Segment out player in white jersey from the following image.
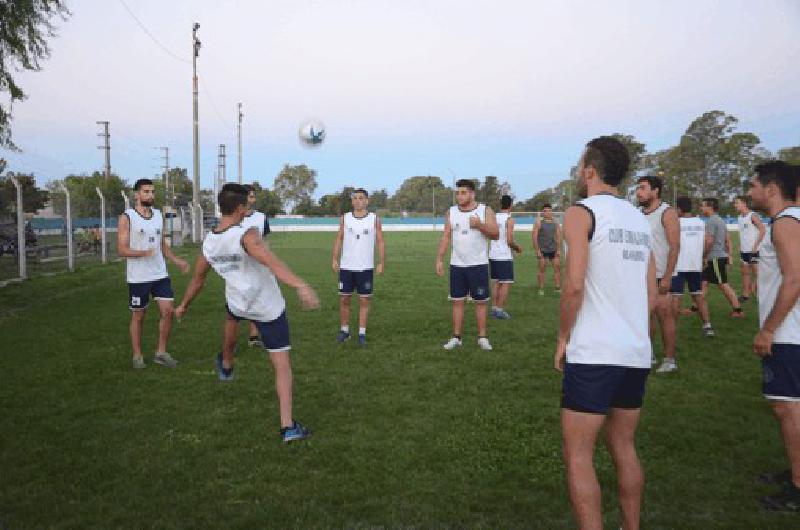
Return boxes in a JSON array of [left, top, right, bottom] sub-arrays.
[[489, 195, 522, 320], [117, 179, 189, 370], [175, 184, 320, 444], [436, 179, 499, 351], [556, 137, 657, 530], [636, 176, 680, 372], [734, 195, 766, 303], [242, 185, 272, 348], [746, 161, 800, 511], [331, 188, 385, 346]]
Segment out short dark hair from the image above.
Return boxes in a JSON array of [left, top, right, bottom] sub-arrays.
[[637, 175, 663, 197], [583, 136, 630, 186], [218, 183, 249, 215], [735, 195, 750, 207], [455, 179, 475, 191], [134, 178, 153, 190], [500, 195, 513, 209], [755, 160, 797, 201], [542, 203, 553, 210], [353, 188, 368, 197], [676, 196, 692, 214], [702, 197, 719, 211]]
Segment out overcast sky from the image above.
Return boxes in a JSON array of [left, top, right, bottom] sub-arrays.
[[4, 0, 799, 200]]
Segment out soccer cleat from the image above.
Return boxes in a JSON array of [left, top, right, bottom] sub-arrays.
[[358, 334, 367, 346], [248, 335, 263, 348], [153, 352, 178, 368], [443, 337, 462, 350], [489, 308, 500, 319], [656, 360, 678, 373], [336, 330, 351, 343], [758, 469, 792, 486], [132, 357, 146, 370], [761, 484, 800, 512], [216, 352, 234, 382], [497, 309, 512, 320], [478, 337, 493, 351], [730, 308, 745, 318], [703, 326, 715, 338], [281, 420, 311, 443]]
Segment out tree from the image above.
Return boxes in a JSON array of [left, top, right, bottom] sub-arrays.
[[388, 176, 452, 215], [369, 188, 388, 210], [477, 176, 512, 211], [47, 172, 127, 217], [249, 181, 284, 216], [0, 172, 48, 217], [515, 177, 574, 212], [273, 164, 317, 213], [292, 196, 321, 216], [778, 146, 800, 165], [0, 0, 71, 151]]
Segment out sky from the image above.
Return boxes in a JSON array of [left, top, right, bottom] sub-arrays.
[[3, 0, 800, 201]]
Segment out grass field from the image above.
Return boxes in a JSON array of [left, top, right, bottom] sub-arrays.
[[0, 231, 796, 528]]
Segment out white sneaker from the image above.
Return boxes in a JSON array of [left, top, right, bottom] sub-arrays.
[[443, 337, 462, 350], [478, 337, 493, 351], [656, 360, 678, 373]]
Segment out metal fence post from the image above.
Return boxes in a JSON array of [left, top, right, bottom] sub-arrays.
[[9, 176, 26, 280], [59, 182, 74, 272], [95, 187, 107, 264], [121, 190, 130, 210]]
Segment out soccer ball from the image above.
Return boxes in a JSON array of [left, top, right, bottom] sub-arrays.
[[298, 119, 326, 148]]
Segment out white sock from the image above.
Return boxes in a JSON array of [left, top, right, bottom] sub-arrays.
[[703, 322, 712, 328], [341, 325, 349, 333], [359, 327, 366, 336]]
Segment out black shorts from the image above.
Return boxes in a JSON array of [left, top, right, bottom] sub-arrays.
[[740, 252, 759, 265], [489, 259, 514, 283], [226, 306, 291, 352], [561, 363, 650, 414], [702, 257, 729, 285], [128, 277, 174, 310], [339, 269, 374, 296], [763, 344, 800, 401], [540, 251, 557, 261], [670, 271, 703, 295], [450, 264, 490, 302]]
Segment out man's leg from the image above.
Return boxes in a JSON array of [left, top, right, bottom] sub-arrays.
[[752, 263, 759, 295], [249, 321, 259, 340], [156, 299, 174, 354], [452, 299, 465, 336], [718, 283, 742, 311], [692, 294, 711, 325], [657, 294, 677, 361], [476, 301, 488, 337], [562, 409, 606, 530], [358, 295, 371, 331], [496, 283, 510, 309], [537, 258, 546, 290], [771, 402, 800, 489], [130, 309, 146, 359], [605, 408, 644, 530], [741, 262, 752, 298], [491, 280, 500, 308], [553, 258, 562, 290], [269, 350, 294, 429], [339, 294, 351, 328], [222, 317, 238, 370]]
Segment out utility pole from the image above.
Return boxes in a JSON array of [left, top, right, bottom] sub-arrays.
[[237, 103, 243, 184], [96, 121, 110, 181], [158, 147, 170, 204], [192, 22, 201, 242], [218, 144, 227, 185]]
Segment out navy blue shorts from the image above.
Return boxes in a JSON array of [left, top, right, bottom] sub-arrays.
[[740, 252, 759, 265], [450, 264, 490, 302], [339, 269, 374, 296], [561, 363, 650, 414], [763, 344, 800, 401], [128, 277, 174, 310], [489, 259, 514, 283], [670, 271, 703, 295], [226, 306, 291, 352], [540, 251, 557, 261]]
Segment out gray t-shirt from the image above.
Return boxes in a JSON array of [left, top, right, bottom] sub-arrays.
[[705, 214, 728, 259], [537, 220, 558, 253]]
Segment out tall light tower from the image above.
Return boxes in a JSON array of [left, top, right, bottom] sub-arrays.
[[237, 103, 243, 184], [191, 22, 201, 242]]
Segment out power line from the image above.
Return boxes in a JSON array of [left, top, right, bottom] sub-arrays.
[[118, 0, 190, 64]]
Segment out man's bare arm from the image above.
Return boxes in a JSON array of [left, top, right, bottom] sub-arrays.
[[116, 214, 152, 258]]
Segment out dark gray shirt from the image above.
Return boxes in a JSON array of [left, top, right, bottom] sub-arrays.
[[705, 214, 728, 259], [537, 220, 558, 253]]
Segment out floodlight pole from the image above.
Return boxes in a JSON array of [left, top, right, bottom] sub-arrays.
[[59, 182, 74, 272], [192, 22, 202, 242], [10, 176, 26, 279], [95, 187, 107, 264]]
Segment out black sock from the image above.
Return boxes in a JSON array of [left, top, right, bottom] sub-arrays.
[[454, 335, 461, 340]]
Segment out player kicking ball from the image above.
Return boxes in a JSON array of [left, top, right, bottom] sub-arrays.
[[331, 188, 385, 346], [175, 184, 320, 444], [436, 179, 499, 351]]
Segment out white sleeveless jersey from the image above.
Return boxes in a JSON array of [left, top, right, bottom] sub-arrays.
[[242, 211, 267, 237], [202, 224, 286, 322], [567, 194, 653, 368], [450, 204, 489, 267], [738, 212, 761, 253], [125, 208, 167, 283], [676, 216, 706, 273], [643, 201, 670, 278], [757, 207, 800, 345], [340, 212, 376, 271], [489, 212, 513, 261]]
